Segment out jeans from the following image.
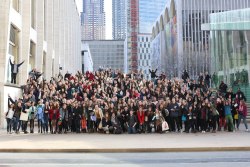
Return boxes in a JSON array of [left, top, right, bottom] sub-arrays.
[[22, 121, 28, 132], [238, 114, 248, 130], [211, 116, 217, 131], [128, 126, 136, 134], [171, 117, 180, 131], [43, 116, 49, 132], [38, 119, 44, 133], [6, 118, 12, 133], [30, 119, 34, 133], [190, 119, 197, 132], [200, 119, 207, 131], [62, 119, 68, 132], [13, 117, 21, 132], [11, 73, 17, 84], [75, 118, 81, 133]]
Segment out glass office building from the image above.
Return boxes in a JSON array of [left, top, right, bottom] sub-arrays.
[[112, 0, 126, 39], [81, 0, 105, 40], [206, 9, 250, 87], [151, 0, 250, 78], [139, 0, 166, 33]]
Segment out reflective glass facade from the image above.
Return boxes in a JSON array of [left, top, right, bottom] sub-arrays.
[[81, 0, 105, 40], [139, 0, 166, 33], [151, 0, 250, 78], [112, 0, 126, 39], [209, 8, 250, 86]]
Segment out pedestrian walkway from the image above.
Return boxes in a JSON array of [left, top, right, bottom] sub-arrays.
[[0, 128, 249, 152]]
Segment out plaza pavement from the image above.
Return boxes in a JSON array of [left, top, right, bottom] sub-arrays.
[[0, 127, 249, 152]]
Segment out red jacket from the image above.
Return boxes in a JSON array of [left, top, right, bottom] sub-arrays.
[[137, 111, 145, 124], [49, 109, 60, 120], [239, 104, 248, 117]]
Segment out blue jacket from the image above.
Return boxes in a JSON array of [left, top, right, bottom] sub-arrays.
[[36, 105, 44, 122], [224, 105, 232, 116]]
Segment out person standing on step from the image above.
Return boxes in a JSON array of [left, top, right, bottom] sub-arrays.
[[9, 58, 25, 84]]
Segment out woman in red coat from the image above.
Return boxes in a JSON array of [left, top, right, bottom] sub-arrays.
[[137, 106, 145, 133], [49, 102, 60, 134], [238, 100, 249, 131]]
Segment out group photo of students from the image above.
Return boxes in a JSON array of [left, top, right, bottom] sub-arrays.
[[5, 68, 249, 134]]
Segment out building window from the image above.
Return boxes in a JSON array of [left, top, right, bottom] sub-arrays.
[[8, 24, 20, 83], [12, 0, 20, 13], [9, 24, 19, 59], [29, 41, 36, 70], [31, 0, 36, 29]]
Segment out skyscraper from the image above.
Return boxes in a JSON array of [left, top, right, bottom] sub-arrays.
[[124, 0, 166, 73], [112, 0, 126, 39], [81, 0, 106, 40], [137, 0, 166, 78], [125, 0, 139, 73]]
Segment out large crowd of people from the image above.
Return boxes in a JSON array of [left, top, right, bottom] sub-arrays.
[[5, 68, 249, 134]]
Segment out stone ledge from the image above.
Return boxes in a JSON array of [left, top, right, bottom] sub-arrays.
[[4, 83, 22, 89], [0, 147, 250, 153]]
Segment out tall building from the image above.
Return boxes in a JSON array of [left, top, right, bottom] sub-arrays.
[[124, 0, 165, 74], [151, 0, 250, 78], [137, 0, 166, 78], [125, 0, 139, 73], [139, 0, 166, 33], [112, 0, 126, 39], [81, 0, 106, 40], [137, 34, 151, 79], [83, 40, 125, 71], [0, 0, 81, 128]]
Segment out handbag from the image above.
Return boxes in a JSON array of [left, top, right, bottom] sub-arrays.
[[90, 115, 96, 122], [162, 121, 169, 131], [182, 115, 187, 121], [164, 109, 169, 116], [234, 114, 239, 120]]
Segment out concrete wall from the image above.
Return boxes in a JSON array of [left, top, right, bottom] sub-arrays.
[[0, 85, 22, 128]]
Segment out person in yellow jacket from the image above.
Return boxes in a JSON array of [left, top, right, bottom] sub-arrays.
[[94, 104, 103, 132]]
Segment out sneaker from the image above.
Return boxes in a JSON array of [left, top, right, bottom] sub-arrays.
[[202, 131, 205, 133], [246, 129, 249, 132], [212, 130, 216, 133]]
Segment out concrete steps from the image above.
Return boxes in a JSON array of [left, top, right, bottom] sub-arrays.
[[247, 103, 250, 122]]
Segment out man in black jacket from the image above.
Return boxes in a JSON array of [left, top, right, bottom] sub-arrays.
[[9, 58, 25, 84], [149, 69, 158, 85]]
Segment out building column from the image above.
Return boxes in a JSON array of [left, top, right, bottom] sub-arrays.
[[0, 0, 10, 128], [36, 0, 44, 73], [19, 0, 31, 85], [45, 0, 53, 79]]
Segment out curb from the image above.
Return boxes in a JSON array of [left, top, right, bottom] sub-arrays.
[[0, 147, 250, 153]]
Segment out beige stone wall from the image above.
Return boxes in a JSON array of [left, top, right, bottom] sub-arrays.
[[0, 0, 81, 128]]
